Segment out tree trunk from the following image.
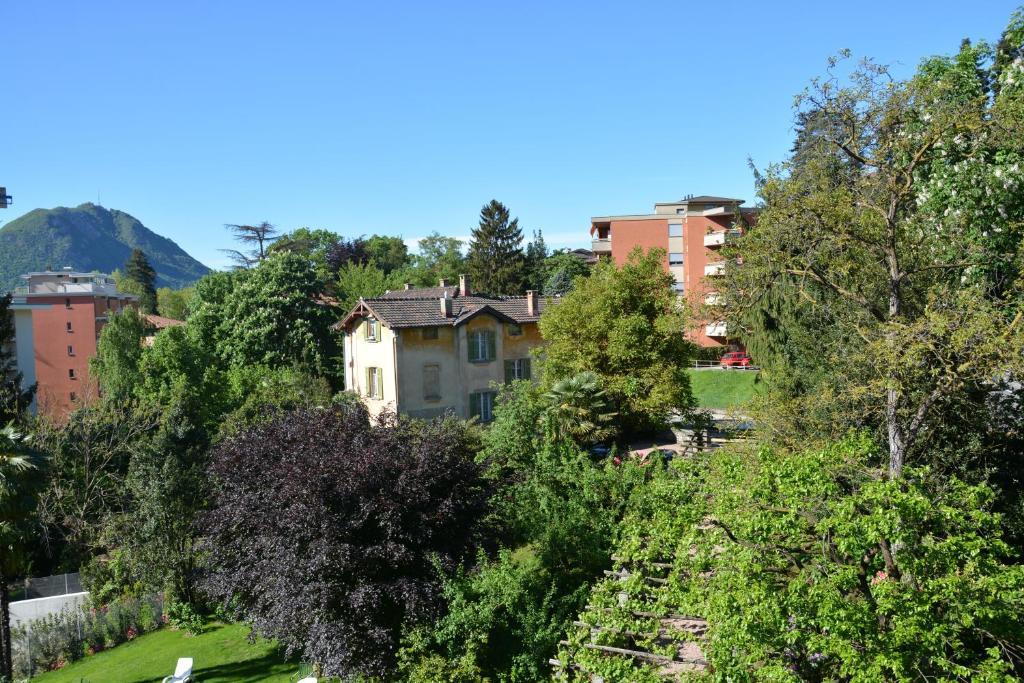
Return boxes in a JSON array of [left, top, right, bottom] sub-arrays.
[[885, 210, 905, 479], [0, 575, 13, 682], [887, 388, 905, 479]]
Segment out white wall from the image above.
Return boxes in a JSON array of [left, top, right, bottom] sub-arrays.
[[9, 592, 89, 629]]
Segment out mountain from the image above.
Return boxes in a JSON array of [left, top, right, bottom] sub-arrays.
[[0, 203, 210, 292]]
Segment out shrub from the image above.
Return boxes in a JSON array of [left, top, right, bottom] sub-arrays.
[[166, 600, 204, 635]]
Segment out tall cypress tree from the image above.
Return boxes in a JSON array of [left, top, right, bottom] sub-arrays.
[[125, 249, 158, 314], [466, 200, 527, 296]]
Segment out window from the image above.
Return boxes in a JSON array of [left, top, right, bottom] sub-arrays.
[[66, 322, 73, 332], [467, 330, 496, 362], [668, 224, 683, 238], [423, 364, 441, 400], [672, 282, 685, 293], [68, 368, 76, 379], [469, 391, 497, 422], [675, 208, 686, 214], [363, 318, 380, 342], [365, 367, 384, 399], [67, 345, 74, 356], [65, 298, 71, 308], [422, 327, 439, 340], [669, 252, 684, 265], [507, 323, 523, 337], [504, 358, 531, 383], [69, 392, 77, 402]]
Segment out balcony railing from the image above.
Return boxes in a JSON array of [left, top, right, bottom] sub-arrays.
[[706, 321, 727, 337], [703, 229, 743, 247], [591, 237, 612, 253], [704, 292, 722, 306], [704, 263, 725, 277]]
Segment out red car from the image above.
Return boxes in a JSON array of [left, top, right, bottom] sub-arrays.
[[720, 351, 753, 368]]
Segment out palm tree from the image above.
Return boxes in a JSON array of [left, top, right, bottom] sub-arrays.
[[543, 372, 618, 447], [0, 424, 44, 681]]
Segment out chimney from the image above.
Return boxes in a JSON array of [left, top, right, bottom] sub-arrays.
[[403, 283, 412, 290], [526, 290, 539, 316], [439, 278, 450, 287], [440, 293, 453, 317], [459, 274, 470, 296]]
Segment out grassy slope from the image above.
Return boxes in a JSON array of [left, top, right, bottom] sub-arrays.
[[687, 368, 760, 410], [30, 622, 299, 683]]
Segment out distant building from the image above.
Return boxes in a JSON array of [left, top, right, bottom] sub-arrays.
[[9, 268, 138, 417], [338, 275, 551, 421], [589, 195, 755, 347]]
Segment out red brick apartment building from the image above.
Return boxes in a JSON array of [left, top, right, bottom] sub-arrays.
[[589, 195, 755, 348], [9, 268, 138, 418]]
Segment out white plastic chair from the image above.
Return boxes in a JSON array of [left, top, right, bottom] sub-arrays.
[[162, 657, 193, 683]]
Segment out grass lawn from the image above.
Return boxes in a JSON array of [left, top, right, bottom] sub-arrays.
[[30, 622, 301, 683], [687, 368, 761, 410]]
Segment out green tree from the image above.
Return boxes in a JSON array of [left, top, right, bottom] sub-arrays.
[[726, 42, 1024, 478], [524, 229, 548, 291], [0, 424, 44, 681], [267, 227, 341, 284], [539, 247, 696, 432], [466, 200, 527, 295], [155, 287, 193, 321], [91, 308, 148, 404], [409, 232, 465, 287], [215, 252, 339, 379], [334, 260, 404, 312], [125, 249, 158, 314], [542, 251, 591, 296], [364, 235, 411, 274], [223, 221, 280, 268], [0, 294, 34, 424], [543, 372, 618, 447]]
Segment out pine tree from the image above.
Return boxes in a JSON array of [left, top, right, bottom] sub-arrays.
[[524, 230, 548, 291], [125, 249, 158, 314], [466, 200, 527, 296], [222, 222, 280, 268]]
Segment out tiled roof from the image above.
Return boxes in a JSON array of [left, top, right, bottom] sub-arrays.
[[376, 285, 458, 300], [338, 288, 558, 330], [143, 314, 184, 329]]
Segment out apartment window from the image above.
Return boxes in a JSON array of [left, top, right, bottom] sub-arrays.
[[423, 364, 441, 401], [66, 321, 73, 332], [672, 282, 685, 293], [365, 367, 384, 399], [67, 345, 74, 356], [669, 252, 684, 265], [675, 208, 686, 214], [69, 392, 77, 402], [668, 224, 683, 238], [363, 318, 380, 342], [68, 368, 76, 380], [422, 327, 439, 340], [507, 323, 523, 337], [469, 391, 497, 422], [65, 298, 71, 308], [467, 330, 496, 363], [504, 358, 532, 383]]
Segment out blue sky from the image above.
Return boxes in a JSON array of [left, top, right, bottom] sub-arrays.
[[4, 1, 1020, 269]]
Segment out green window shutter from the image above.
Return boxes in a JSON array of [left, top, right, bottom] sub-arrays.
[[365, 368, 372, 396], [504, 360, 514, 383], [469, 392, 480, 418], [376, 368, 384, 398], [522, 358, 531, 380], [486, 331, 496, 361], [363, 320, 369, 339]]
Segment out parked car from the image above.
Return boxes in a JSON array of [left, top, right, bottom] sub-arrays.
[[720, 351, 753, 368]]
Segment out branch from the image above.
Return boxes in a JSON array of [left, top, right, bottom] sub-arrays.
[[786, 267, 887, 321]]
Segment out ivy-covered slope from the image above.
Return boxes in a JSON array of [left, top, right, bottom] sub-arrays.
[[0, 203, 209, 292]]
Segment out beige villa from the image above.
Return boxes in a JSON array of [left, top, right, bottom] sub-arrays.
[[338, 275, 552, 421]]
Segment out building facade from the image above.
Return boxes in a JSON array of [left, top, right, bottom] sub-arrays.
[[339, 276, 550, 421], [589, 195, 753, 347], [9, 268, 138, 417]]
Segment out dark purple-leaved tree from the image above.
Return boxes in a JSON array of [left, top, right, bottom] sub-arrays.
[[201, 406, 488, 679]]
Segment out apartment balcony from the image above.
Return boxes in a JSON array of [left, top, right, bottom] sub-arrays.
[[591, 237, 612, 254], [703, 229, 743, 247], [704, 262, 725, 277], [704, 292, 722, 306], [706, 321, 727, 337]]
